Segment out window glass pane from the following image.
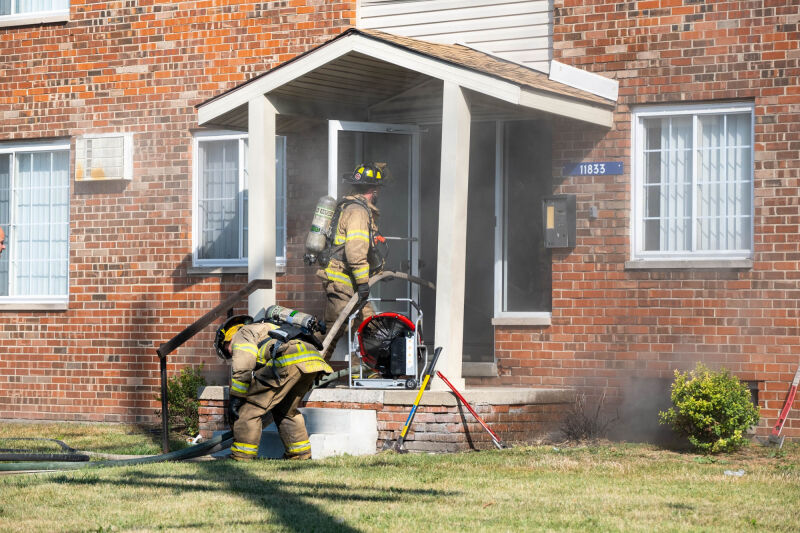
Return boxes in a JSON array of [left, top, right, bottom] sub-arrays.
[[242, 139, 248, 259], [0, 154, 9, 296], [9, 150, 68, 297], [275, 136, 286, 259], [696, 113, 752, 252], [196, 135, 287, 264], [697, 115, 722, 251], [645, 120, 662, 151], [503, 121, 551, 312], [51, 151, 69, 294], [198, 139, 240, 260], [14, 0, 68, 13], [0, 1, 11, 16], [642, 116, 691, 252]]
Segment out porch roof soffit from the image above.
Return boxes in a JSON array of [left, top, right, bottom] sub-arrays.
[[197, 28, 616, 129]]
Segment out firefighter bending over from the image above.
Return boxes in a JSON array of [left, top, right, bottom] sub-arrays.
[[215, 311, 332, 460], [316, 162, 388, 359]]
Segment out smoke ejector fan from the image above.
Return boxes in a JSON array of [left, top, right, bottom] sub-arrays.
[[357, 312, 420, 384]]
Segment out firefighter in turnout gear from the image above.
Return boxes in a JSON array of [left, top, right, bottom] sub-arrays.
[[318, 162, 388, 359], [215, 313, 332, 461]]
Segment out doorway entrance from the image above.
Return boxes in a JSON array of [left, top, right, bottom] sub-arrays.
[[327, 121, 421, 317]]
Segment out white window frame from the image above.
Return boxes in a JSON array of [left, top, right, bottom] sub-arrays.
[[0, 139, 71, 310], [493, 121, 551, 325], [0, 0, 70, 28], [192, 131, 287, 270], [631, 102, 755, 265]]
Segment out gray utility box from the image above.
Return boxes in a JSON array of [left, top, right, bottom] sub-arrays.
[[543, 195, 576, 248]]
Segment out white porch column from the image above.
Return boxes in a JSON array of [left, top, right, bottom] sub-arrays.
[[247, 94, 278, 318], [432, 81, 470, 391]]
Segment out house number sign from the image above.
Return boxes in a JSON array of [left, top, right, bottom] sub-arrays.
[[563, 161, 623, 176]]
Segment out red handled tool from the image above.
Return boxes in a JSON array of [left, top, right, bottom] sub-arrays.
[[436, 371, 510, 450], [768, 362, 800, 448]]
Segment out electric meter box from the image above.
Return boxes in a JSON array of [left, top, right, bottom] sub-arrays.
[[543, 195, 576, 248]]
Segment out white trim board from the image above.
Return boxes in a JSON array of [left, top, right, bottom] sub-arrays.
[[549, 60, 618, 102]]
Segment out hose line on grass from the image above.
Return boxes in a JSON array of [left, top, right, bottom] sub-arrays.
[[0, 430, 233, 473], [0, 437, 90, 462], [3, 327, 398, 473]]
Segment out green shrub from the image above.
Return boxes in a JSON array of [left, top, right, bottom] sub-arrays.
[[156, 364, 207, 437], [659, 363, 759, 454]]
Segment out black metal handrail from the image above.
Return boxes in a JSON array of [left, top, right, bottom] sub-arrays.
[[155, 279, 272, 453]]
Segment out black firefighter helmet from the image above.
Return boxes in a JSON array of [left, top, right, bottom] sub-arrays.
[[214, 314, 253, 360], [342, 162, 391, 187]]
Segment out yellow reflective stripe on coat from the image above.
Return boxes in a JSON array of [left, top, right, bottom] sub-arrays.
[[287, 440, 311, 454], [352, 265, 369, 282], [334, 233, 346, 245], [265, 344, 328, 368], [345, 230, 369, 243], [233, 342, 257, 356], [256, 343, 270, 365], [231, 442, 258, 456], [324, 268, 352, 287], [231, 379, 250, 395]]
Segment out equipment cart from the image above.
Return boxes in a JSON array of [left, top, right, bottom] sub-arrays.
[[347, 297, 428, 390]]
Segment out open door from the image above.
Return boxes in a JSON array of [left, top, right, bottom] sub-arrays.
[[328, 121, 421, 317]]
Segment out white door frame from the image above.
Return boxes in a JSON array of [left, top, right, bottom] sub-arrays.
[[328, 120, 422, 306]]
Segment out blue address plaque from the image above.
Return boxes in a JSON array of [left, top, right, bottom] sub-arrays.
[[564, 161, 623, 176]]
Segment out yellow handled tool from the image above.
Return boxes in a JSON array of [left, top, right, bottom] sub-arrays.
[[383, 347, 443, 453]]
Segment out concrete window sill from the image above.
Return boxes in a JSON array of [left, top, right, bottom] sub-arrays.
[[625, 259, 753, 270], [0, 11, 70, 28], [187, 264, 286, 276], [0, 298, 68, 311], [491, 315, 551, 326]]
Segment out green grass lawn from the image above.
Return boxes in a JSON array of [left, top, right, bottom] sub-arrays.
[[1, 423, 799, 532]]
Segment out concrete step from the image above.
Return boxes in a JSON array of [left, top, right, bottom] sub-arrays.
[[213, 407, 378, 460]]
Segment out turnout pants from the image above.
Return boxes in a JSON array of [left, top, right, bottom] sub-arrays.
[[321, 277, 375, 360], [231, 365, 318, 460]]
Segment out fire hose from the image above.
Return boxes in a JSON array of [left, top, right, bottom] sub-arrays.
[[0, 430, 233, 473]]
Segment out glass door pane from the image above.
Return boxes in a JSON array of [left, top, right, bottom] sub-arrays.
[[335, 128, 415, 316]]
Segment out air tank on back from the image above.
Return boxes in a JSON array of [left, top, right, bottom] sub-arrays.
[[304, 195, 337, 265], [265, 305, 323, 333]]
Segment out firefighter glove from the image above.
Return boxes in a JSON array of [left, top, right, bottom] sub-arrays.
[[228, 396, 245, 424], [357, 283, 370, 302]]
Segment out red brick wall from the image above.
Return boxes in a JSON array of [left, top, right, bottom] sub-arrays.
[[471, 0, 800, 438], [0, 1, 355, 423]]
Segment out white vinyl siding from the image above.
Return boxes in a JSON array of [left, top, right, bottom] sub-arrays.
[[358, 0, 552, 73], [0, 141, 70, 303], [192, 132, 286, 268], [632, 103, 754, 263]]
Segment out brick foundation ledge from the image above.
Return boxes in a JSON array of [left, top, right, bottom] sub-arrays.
[[197, 385, 228, 440], [198, 385, 574, 453]]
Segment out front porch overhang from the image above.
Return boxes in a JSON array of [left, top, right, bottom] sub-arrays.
[[196, 28, 616, 390], [197, 29, 616, 130]]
